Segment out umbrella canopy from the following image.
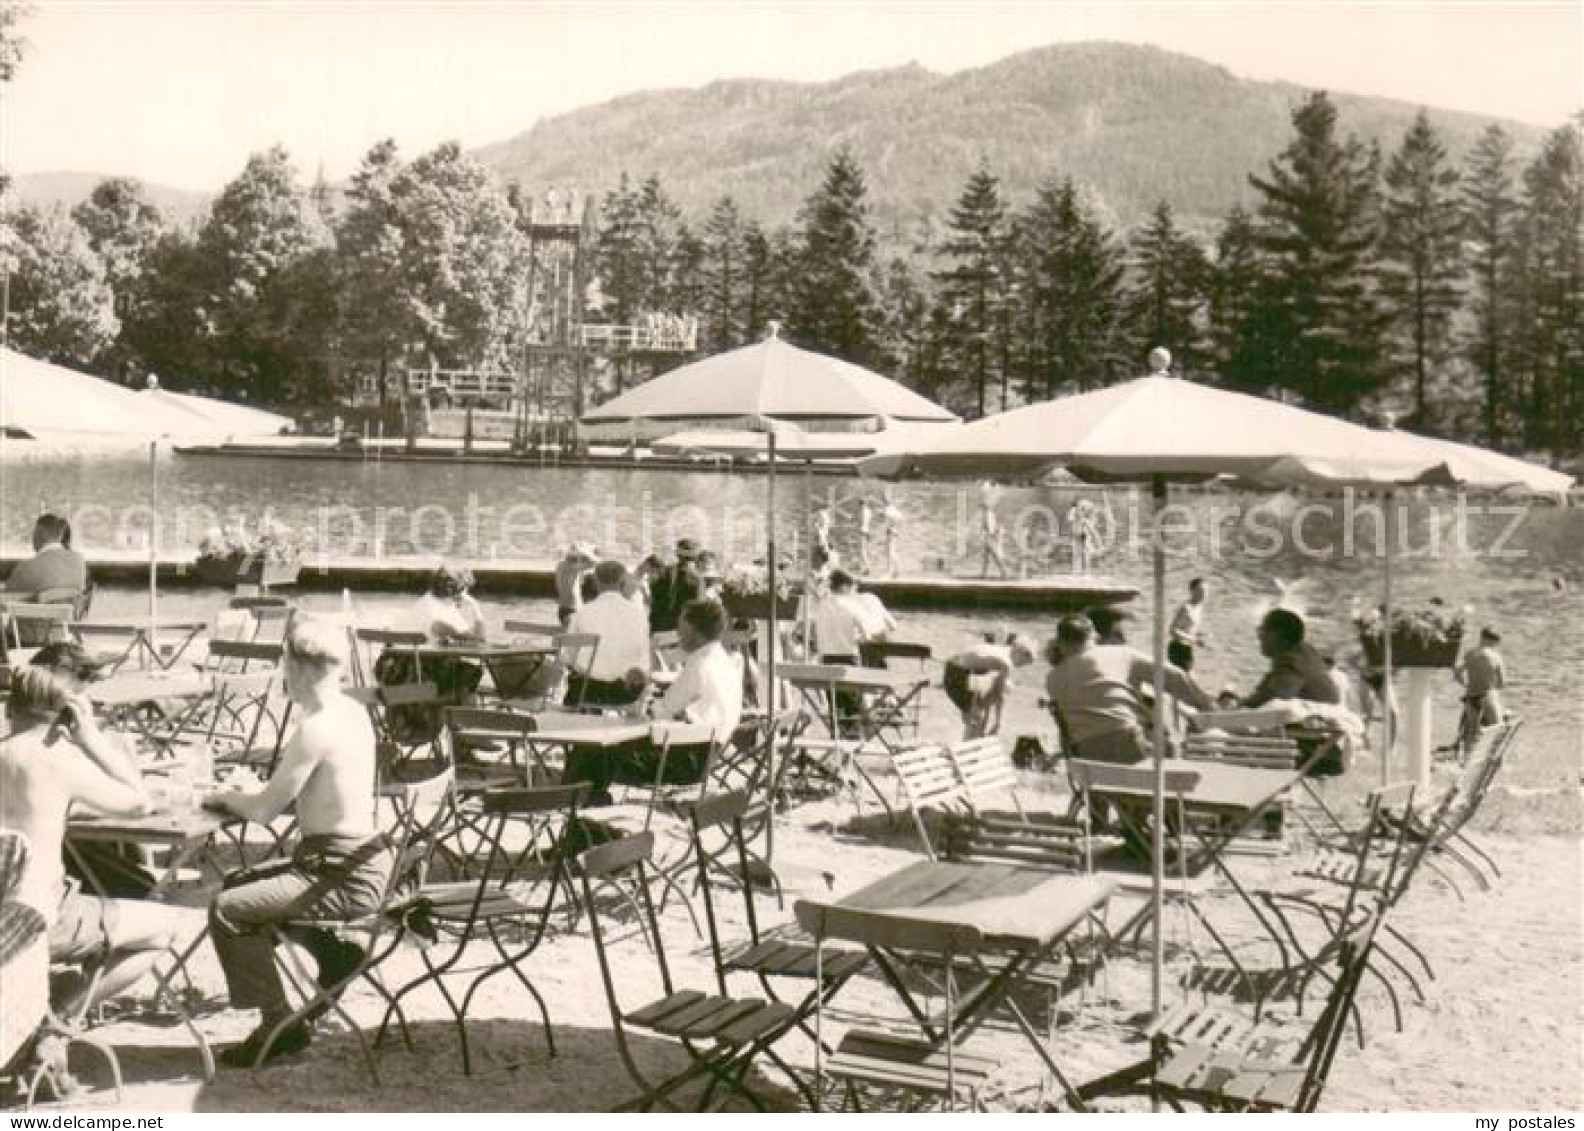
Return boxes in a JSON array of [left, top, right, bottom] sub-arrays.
[[858, 374, 1434, 484], [0, 348, 289, 443], [580, 331, 958, 428], [1396, 432, 1573, 498]]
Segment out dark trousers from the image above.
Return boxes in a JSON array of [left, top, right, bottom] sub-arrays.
[[562, 739, 713, 800], [564, 672, 643, 709], [209, 834, 393, 1017], [1167, 640, 1195, 671], [820, 653, 861, 730]]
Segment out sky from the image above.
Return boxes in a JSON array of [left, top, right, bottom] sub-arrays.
[[1, 1, 1580, 190]]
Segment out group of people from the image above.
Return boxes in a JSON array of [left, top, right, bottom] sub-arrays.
[[812, 493, 904, 577]]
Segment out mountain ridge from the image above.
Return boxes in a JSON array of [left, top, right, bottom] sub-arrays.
[[12, 42, 1550, 236]]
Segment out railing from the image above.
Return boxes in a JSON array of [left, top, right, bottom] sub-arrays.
[[579, 319, 698, 353]]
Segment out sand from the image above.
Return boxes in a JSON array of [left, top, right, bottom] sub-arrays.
[[20, 689, 1584, 1114]]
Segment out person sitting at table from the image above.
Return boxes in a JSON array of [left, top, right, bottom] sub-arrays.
[[1046, 614, 1210, 763], [203, 617, 391, 1067], [412, 564, 486, 644], [1242, 608, 1342, 709], [850, 582, 898, 646], [566, 560, 651, 709], [0, 662, 181, 1024], [942, 630, 1036, 739], [648, 539, 703, 634], [4, 513, 91, 646], [29, 644, 159, 900], [811, 571, 870, 728], [562, 599, 741, 807]]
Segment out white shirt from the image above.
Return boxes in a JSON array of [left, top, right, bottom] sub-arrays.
[[658, 641, 743, 732], [1170, 600, 1204, 646], [413, 593, 485, 641], [568, 590, 651, 681], [813, 593, 867, 658], [850, 592, 897, 640]]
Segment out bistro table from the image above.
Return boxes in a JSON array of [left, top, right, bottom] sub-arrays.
[[779, 664, 932, 815], [66, 803, 228, 1080], [72, 617, 209, 673], [825, 859, 1116, 1109]]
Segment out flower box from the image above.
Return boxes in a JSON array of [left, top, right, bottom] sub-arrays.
[[193, 551, 301, 590], [1360, 633, 1461, 669], [1355, 601, 1466, 669]]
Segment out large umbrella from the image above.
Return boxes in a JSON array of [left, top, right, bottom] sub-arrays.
[[856, 358, 1444, 1016], [580, 324, 959, 435], [579, 328, 958, 724]]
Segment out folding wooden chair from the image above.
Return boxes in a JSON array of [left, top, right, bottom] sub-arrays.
[[351, 627, 427, 690], [554, 632, 601, 710], [681, 790, 869, 1108], [253, 767, 455, 1083], [793, 901, 996, 1112], [1083, 910, 1386, 1112], [574, 831, 798, 1111], [889, 745, 966, 858], [347, 682, 448, 787], [199, 638, 284, 675], [374, 782, 587, 1073]]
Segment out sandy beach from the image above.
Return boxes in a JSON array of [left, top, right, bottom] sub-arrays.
[[28, 684, 1580, 1114]]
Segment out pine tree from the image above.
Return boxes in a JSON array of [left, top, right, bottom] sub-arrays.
[[596, 174, 645, 326], [635, 175, 681, 314], [1207, 206, 1275, 392], [666, 221, 706, 318], [789, 147, 881, 365], [934, 163, 1010, 416], [700, 196, 744, 350], [1011, 178, 1127, 400], [1510, 122, 1584, 453], [1124, 200, 1211, 375], [1378, 111, 1463, 425], [1249, 92, 1388, 413], [1460, 125, 1519, 445]]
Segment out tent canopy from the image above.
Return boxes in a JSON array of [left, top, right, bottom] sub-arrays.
[[0, 348, 290, 443], [580, 332, 959, 428]]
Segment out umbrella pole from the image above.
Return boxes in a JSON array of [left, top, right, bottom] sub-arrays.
[[1381, 490, 1395, 784], [1149, 476, 1167, 1020], [148, 439, 159, 623], [765, 433, 779, 867]]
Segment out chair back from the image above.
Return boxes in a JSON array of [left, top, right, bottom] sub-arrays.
[[1443, 716, 1521, 837], [681, 789, 758, 991], [948, 736, 1026, 816], [890, 745, 965, 859], [203, 638, 283, 673], [375, 767, 456, 916], [205, 669, 289, 771], [795, 899, 982, 1106], [0, 832, 29, 905], [352, 627, 427, 688], [1182, 731, 1301, 770], [445, 782, 588, 940], [2, 602, 75, 649], [555, 633, 601, 708], [0, 832, 49, 1081], [1291, 910, 1386, 1111], [504, 620, 562, 641], [1067, 758, 1200, 797], [574, 832, 676, 1039], [857, 640, 932, 670], [940, 811, 1090, 873]]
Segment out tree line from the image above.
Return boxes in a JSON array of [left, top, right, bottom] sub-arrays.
[[2, 87, 1580, 456]]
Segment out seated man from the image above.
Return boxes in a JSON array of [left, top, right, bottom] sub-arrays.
[[1243, 608, 1342, 709], [1046, 614, 1210, 764], [4, 513, 90, 646], [563, 599, 741, 806], [812, 570, 869, 727], [942, 631, 1036, 739], [0, 663, 181, 1024], [566, 560, 651, 708], [203, 617, 388, 1068]]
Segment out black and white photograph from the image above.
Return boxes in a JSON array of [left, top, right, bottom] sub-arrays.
[[0, 0, 1579, 1115]]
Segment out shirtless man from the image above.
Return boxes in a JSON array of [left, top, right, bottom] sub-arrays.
[[204, 617, 387, 1067], [0, 663, 180, 1020]]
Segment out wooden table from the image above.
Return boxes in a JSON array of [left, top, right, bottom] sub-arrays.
[[829, 859, 1116, 1108], [72, 617, 209, 672]]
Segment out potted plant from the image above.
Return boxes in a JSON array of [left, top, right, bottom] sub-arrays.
[[1354, 600, 1466, 668], [194, 520, 304, 589], [720, 559, 800, 621]]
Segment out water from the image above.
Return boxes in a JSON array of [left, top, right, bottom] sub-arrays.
[[4, 448, 1581, 791]]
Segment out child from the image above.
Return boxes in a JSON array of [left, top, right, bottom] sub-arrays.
[[1454, 627, 1507, 757], [1167, 578, 1209, 671]]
